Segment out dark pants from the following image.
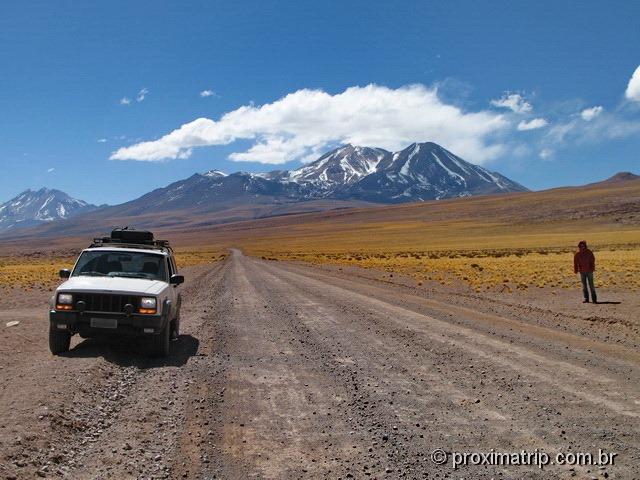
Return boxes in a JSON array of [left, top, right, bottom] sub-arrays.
[[580, 272, 597, 302]]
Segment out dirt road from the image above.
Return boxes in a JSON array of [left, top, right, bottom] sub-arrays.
[[1, 250, 639, 479]]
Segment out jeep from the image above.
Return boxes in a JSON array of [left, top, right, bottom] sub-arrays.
[[49, 229, 184, 357]]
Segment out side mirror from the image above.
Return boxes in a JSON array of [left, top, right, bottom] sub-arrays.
[[170, 274, 184, 285], [59, 269, 71, 279]]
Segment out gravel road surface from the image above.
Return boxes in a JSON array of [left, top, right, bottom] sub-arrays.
[[1, 250, 638, 479]]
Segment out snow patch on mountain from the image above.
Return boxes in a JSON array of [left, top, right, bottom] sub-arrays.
[[0, 188, 97, 232], [287, 145, 389, 186], [202, 169, 228, 178]]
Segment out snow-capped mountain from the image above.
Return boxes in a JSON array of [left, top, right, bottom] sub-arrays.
[[0, 142, 528, 236], [335, 142, 527, 202], [93, 142, 526, 215], [284, 145, 390, 196], [0, 188, 97, 232]]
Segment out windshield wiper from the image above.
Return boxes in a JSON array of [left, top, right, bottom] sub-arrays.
[[109, 272, 151, 279], [77, 271, 108, 277]]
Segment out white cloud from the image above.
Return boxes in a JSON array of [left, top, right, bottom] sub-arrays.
[[97, 138, 107, 143], [110, 84, 509, 164], [120, 97, 131, 105], [136, 88, 149, 102], [517, 118, 548, 131], [200, 90, 215, 98], [47, 167, 55, 173], [547, 113, 640, 146], [580, 106, 603, 121], [539, 148, 553, 160], [547, 121, 577, 143], [490, 93, 533, 114], [625, 66, 640, 102]]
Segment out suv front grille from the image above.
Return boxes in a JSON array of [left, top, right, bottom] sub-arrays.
[[73, 293, 141, 313]]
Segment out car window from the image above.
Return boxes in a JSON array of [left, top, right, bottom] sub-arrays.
[[72, 251, 168, 281], [167, 257, 174, 276]]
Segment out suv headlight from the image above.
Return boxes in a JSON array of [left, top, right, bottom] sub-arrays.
[[139, 297, 157, 314], [56, 293, 73, 311]]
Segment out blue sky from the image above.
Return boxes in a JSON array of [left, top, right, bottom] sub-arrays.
[[1, 1, 639, 205]]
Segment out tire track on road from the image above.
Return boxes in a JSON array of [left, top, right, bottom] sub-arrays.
[[244, 254, 638, 478]]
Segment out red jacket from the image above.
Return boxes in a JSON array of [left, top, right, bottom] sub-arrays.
[[574, 249, 595, 273]]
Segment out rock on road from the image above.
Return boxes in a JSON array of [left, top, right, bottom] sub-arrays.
[[1, 249, 639, 479]]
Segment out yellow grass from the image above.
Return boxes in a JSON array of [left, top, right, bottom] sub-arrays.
[[173, 249, 227, 268], [236, 220, 640, 293], [256, 247, 639, 292], [0, 249, 225, 290], [0, 256, 77, 290]]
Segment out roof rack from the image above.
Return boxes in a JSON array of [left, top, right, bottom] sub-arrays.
[[88, 228, 173, 253], [88, 237, 173, 253]]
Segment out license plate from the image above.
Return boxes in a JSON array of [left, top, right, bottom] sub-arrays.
[[90, 318, 118, 329]]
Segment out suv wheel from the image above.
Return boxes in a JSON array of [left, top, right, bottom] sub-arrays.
[[152, 322, 170, 357], [49, 329, 71, 355], [171, 317, 180, 340]]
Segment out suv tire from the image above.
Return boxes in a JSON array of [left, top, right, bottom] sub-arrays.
[[152, 322, 170, 357], [49, 329, 71, 355], [171, 316, 180, 340]]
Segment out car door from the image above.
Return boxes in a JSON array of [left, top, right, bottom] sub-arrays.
[[165, 255, 178, 319], [167, 255, 181, 318]]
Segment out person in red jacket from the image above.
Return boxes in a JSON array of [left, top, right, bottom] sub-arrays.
[[574, 240, 597, 303]]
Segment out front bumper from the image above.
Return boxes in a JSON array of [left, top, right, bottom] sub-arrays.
[[50, 310, 169, 336]]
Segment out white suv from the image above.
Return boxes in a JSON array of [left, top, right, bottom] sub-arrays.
[[49, 229, 183, 357]]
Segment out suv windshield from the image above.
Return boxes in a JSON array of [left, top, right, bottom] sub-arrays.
[[72, 250, 168, 281]]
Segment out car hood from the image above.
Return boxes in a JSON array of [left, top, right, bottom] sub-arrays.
[[57, 276, 167, 296]]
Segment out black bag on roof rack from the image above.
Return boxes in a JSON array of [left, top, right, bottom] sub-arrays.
[[111, 228, 154, 244]]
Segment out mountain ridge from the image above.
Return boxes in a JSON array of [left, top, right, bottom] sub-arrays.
[[0, 188, 98, 232], [66, 141, 529, 219], [600, 172, 639, 184], [0, 141, 528, 235]]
